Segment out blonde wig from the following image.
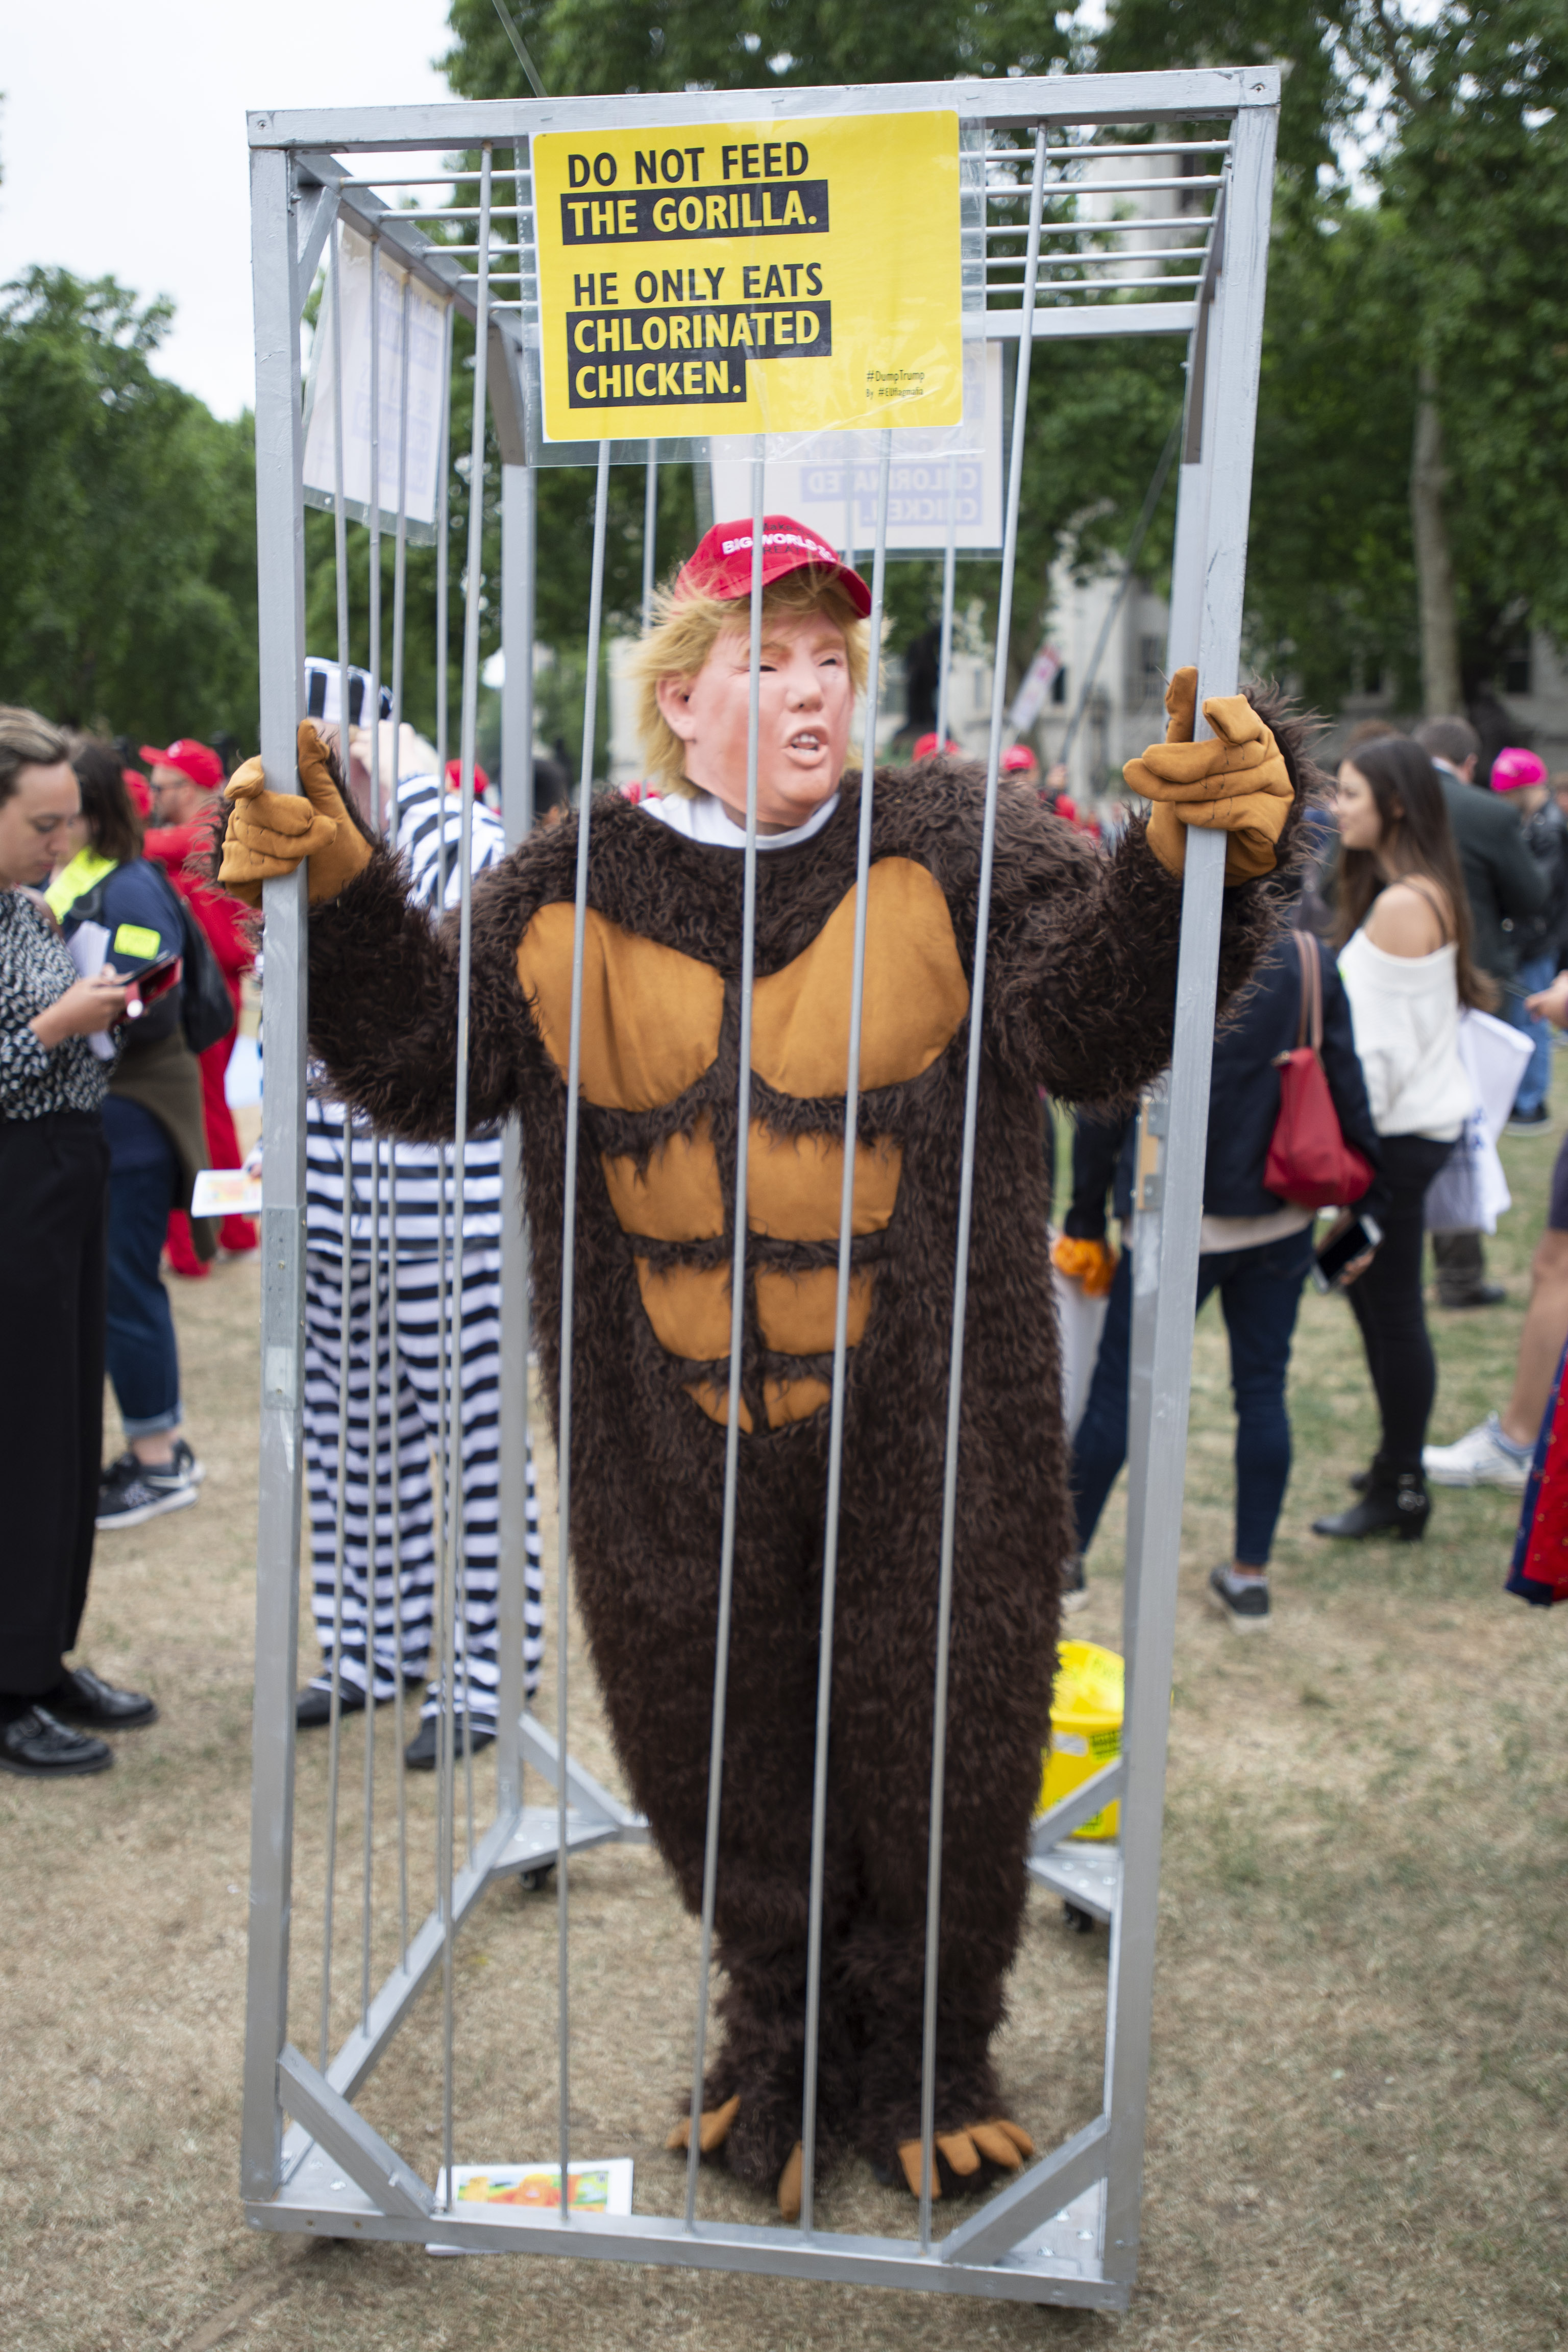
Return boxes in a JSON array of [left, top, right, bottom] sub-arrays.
[[628, 567, 871, 797]]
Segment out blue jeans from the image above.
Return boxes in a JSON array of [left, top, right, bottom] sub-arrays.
[[1509, 953, 1556, 1116], [1071, 1222, 1315, 1570], [102, 1097, 182, 1438]]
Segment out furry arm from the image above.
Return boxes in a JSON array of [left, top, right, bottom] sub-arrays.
[[301, 845, 545, 1142]]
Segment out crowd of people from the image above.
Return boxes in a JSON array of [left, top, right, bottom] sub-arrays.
[[3, 619, 1564, 1786]]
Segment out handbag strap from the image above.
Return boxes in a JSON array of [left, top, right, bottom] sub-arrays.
[[1293, 928, 1323, 1057]]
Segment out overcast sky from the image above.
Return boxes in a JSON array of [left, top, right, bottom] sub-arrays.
[[0, 2, 455, 419]]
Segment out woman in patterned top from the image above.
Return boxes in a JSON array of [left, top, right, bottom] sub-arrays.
[[0, 706, 157, 1778]]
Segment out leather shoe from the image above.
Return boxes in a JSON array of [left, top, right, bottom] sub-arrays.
[[1436, 1284, 1506, 1309], [45, 1665, 158, 1730], [404, 1714, 496, 1772], [296, 1681, 369, 1729], [0, 1706, 112, 1777]]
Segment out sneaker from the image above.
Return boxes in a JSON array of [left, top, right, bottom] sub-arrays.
[[1206, 1564, 1270, 1633], [1423, 1413, 1531, 1491], [405, 1714, 497, 1772], [142, 1437, 205, 1492], [1506, 1104, 1552, 1135], [95, 1453, 200, 1531], [1061, 1554, 1090, 1613]]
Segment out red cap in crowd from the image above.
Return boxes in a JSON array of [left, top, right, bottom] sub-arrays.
[[140, 738, 224, 789], [676, 514, 872, 617], [912, 732, 962, 761], [445, 759, 492, 796], [1001, 744, 1039, 775]]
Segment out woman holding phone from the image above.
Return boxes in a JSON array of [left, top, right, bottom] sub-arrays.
[[0, 706, 157, 1777], [49, 740, 210, 1530], [1313, 734, 1493, 1541]]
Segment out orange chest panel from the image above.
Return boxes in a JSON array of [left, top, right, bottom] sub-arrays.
[[516, 857, 969, 1429]]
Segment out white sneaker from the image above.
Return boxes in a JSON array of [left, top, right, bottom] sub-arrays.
[[1422, 1414, 1531, 1491]]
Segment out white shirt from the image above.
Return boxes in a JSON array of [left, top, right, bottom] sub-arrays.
[[1338, 930, 1473, 1141], [642, 787, 841, 852]]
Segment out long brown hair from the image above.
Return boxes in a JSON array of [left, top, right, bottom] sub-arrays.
[[1331, 735, 1496, 1010], [69, 736, 143, 867]]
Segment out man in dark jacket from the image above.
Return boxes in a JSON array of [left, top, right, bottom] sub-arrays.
[[1065, 928, 1385, 1629], [1412, 716, 1548, 1304]]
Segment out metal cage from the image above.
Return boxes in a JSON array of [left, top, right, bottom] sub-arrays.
[[241, 65, 1280, 2310]]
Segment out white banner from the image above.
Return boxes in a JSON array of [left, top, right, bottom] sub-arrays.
[[1008, 640, 1063, 735], [303, 225, 452, 536], [709, 342, 1003, 554]]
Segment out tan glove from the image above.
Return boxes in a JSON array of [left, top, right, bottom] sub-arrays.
[[1123, 668, 1294, 884], [218, 721, 373, 909]]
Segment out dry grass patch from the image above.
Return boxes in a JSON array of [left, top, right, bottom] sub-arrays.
[[3, 1119, 1565, 2349]]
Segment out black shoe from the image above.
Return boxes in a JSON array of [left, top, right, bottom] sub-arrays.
[[96, 1451, 199, 1530], [295, 1681, 369, 1729], [1506, 1104, 1551, 1134], [1435, 1284, 1507, 1309], [1349, 1468, 1370, 1492], [143, 1436, 206, 1491], [1061, 1554, 1089, 1613], [1206, 1564, 1271, 1632], [44, 1665, 157, 1730], [1312, 1472, 1429, 1541], [404, 1714, 497, 1772], [0, 1706, 112, 1777]]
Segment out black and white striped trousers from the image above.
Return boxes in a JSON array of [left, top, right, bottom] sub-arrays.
[[302, 1248, 543, 1721]]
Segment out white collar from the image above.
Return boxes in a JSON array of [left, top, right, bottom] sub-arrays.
[[640, 787, 840, 851]]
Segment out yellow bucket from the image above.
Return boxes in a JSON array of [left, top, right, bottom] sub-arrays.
[[1038, 1639, 1124, 1841]]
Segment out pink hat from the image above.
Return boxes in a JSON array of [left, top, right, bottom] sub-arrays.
[[1491, 746, 1547, 792], [1001, 744, 1039, 774], [676, 514, 872, 617]]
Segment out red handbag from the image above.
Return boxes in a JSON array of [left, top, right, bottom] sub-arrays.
[[1263, 932, 1375, 1210]]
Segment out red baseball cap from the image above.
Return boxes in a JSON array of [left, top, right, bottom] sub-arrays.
[[1002, 744, 1039, 774], [445, 759, 492, 795], [140, 738, 224, 790], [676, 514, 872, 617], [913, 733, 962, 761]]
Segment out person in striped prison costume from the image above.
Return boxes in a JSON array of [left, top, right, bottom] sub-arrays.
[[218, 522, 1304, 2215], [296, 748, 543, 1770]]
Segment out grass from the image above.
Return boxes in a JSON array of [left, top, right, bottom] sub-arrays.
[[3, 1109, 1565, 2350]]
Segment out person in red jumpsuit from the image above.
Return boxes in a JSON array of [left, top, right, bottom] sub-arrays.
[[139, 738, 256, 1270]]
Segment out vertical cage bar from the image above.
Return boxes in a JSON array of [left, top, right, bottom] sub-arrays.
[[329, 224, 352, 763], [798, 429, 892, 2232], [918, 122, 1048, 2257], [936, 455, 958, 750], [555, 437, 614, 2218], [497, 461, 537, 1820], [241, 137, 308, 2204], [681, 438, 766, 2234], [368, 236, 384, 829], [387, 1149, 409, 1965], [435, 301, 455, 900], [642, 443, 659, 633], [452, 143, 494, 1873], [320, 1115, 356, 2073], [390, 276, 411, 761], [360, 1132, 380, 2029], [1102, 98, 1277, 2289]]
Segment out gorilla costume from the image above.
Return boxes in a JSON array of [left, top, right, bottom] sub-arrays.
[[223, 663, 1307, 2214]]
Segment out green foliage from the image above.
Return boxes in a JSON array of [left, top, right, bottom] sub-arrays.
[[0, 268, 258, 745]]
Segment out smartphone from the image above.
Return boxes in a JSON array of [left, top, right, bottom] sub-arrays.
[[123, 952, 183, 1019], [1312, 1211, 1383, 1292]]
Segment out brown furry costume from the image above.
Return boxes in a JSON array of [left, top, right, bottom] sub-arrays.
[[297, 732, 1305, 2198]]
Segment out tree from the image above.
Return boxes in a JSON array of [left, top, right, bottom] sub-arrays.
[[0, 268, 259, 745]]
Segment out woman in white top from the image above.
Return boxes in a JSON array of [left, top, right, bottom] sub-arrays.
[[1313, 734, 1495, 1542]]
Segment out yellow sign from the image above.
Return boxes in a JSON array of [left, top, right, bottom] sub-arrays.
[[532, 112, 962, 443]]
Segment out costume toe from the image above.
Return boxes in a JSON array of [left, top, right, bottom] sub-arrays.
[[776, 2142, 804, 2221], [896, 2139, 939, 2199], [665, 2092, 741, 2154]]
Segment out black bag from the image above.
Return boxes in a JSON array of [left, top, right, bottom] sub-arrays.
[[173, 890, 236, 1055]]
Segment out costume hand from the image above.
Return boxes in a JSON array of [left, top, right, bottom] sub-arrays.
[[218, 722, 373, 908], [896, 2117, 1035, 2198], [1123, 668, 1294, 884], [1526, 970, 1568, 1031], [1051, 1234, 1118, 1298]]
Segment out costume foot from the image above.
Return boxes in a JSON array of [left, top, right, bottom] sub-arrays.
[[777, 2142, 804, 2221], [895, 2117, 1035, 2198], [665, 2093, 740, 2155]]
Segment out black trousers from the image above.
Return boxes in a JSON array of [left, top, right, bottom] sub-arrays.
[[1347, 1131, 1455, 1476], [0, 1113, 109, 1695]]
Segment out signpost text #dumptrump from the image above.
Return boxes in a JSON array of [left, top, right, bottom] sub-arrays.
[[532, 114, 963, 440]]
